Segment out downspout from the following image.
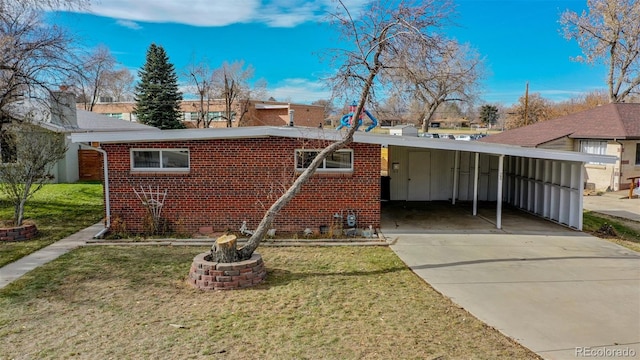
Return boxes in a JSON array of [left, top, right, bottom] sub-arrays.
[[80, 143, 111, 238], [612, 139, 623, 191]]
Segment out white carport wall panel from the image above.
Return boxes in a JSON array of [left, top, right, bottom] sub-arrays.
[[388, 147, 500, 202], [504, 156, 584, 230], [453, 152, 501, 202]]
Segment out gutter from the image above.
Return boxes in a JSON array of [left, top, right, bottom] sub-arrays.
[[80, 143, 111, 238], [612, 139, 623, 191]]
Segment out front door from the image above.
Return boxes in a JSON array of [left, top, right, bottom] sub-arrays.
[[408, 151, 431, 200]]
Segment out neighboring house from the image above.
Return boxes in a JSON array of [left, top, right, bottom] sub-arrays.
[[26, 91, 158, 183], [71, 126, 614, 235], [480, 103, 640, 191], [81, 99, 325, 128]]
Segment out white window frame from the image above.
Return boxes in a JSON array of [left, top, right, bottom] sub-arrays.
[[580, 140, 607, 165], [295, 149, 353, 172], [130, 148, 190, 172]]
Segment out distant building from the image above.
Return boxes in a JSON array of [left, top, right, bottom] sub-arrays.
[[80, 99, 325, 128], [481, 103, 640, 191]]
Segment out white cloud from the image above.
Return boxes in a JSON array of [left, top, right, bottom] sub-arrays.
[[77, 0, 370, 27], [268, 78, 332, 104], [115, 19, 142, 30]]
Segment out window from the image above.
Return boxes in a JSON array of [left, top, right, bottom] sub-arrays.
[[131, 149, 189, 171], [105, 113, 123, 120], [580, 140, 607, 164], [186, 111, 233, 123], [295, 149, 353, 172], [636, 143, 640, 166]]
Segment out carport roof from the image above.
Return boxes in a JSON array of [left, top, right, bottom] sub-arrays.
[[70, 126, 617, 164]]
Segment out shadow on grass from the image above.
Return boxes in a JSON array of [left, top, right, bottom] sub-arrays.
[[264, 265, 407, 288]]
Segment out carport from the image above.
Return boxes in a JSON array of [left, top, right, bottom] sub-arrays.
[[352, 133, 617, 231]]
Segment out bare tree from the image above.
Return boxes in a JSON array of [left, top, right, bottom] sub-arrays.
[[184, 59, 214, 128], [505, 92, 552, 129], [0, 121, 67, 225], [0, 3, 80, 151], [376, 93, 411, 125], [210, 61, 255, 128], [209, 0, 454, 262], [102, 68, 135, 102], [390, 40, 484, 132], [8, 0, 89, 10], [560, 0, 640, 102], [71, 45, 116, 110], [311, 99, 336, 126]]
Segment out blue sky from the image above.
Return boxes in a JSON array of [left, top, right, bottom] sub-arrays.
[[47, 0, 606, 106]]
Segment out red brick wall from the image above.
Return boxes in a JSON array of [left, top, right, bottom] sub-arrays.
[[103, 137, 380, 234]]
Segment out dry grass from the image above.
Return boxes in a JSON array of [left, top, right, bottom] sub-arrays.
[[0, 246, 539, 359], [583, 211, 640, 252]]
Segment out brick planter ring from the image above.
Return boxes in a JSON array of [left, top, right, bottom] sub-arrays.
[[0, 224, 38, 242], [188, 252, 266, 290]]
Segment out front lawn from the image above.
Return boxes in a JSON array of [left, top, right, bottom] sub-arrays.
[[0, 183, 104, 267], [0, 246, 539, 359]]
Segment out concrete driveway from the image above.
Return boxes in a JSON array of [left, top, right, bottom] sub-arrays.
[[390, 232, 640, 359]]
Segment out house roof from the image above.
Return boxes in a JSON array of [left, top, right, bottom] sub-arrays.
[[75, 110, 158, 132], [39, 110, 158, 133], [70, 126, 617, 165], [481, 103, 640, 147], [10, 97, 157, 133]]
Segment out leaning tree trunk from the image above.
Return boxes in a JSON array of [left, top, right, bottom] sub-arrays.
[[208, 52, 385, 264]]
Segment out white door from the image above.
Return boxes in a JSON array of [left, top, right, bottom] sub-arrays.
[[408, 151, 431, 200]]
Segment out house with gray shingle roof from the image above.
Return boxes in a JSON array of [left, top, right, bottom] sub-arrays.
[[480, 103, 640, 191], [20, 91, 158, 183]]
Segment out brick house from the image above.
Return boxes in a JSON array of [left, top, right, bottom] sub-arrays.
[[71, 127, 614, 235], [481, 103, 640, 191], [73, 128, 380, 234], [83, 99, 325, 128]]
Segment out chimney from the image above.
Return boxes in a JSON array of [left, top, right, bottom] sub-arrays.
[[50, 88, 78, 128], [288, 109, 294, 127]]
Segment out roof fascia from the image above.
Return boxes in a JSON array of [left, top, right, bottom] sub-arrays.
[[70, 126, 617, 165]]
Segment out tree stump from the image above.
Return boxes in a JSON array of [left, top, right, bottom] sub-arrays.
[[210, 234, 238, 263]]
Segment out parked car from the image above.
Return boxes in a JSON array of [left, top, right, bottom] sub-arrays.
[[439, 134, 455, 140], [470, 134, 488, 140], [419, 133, 440, 138], [455, 134, 472, 141]]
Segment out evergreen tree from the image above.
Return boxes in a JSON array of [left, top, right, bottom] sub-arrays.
[[479, 104, 499, 127], [134, 44, 184, 129]]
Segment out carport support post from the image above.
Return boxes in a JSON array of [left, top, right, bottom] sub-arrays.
[[473, 152, 479, 216], [452, 150, 459, 205], [496, 154, 504, 229]]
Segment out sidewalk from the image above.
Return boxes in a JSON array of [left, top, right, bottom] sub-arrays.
[[582, 190, 640, 222], [0, 222, 104, 290]]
